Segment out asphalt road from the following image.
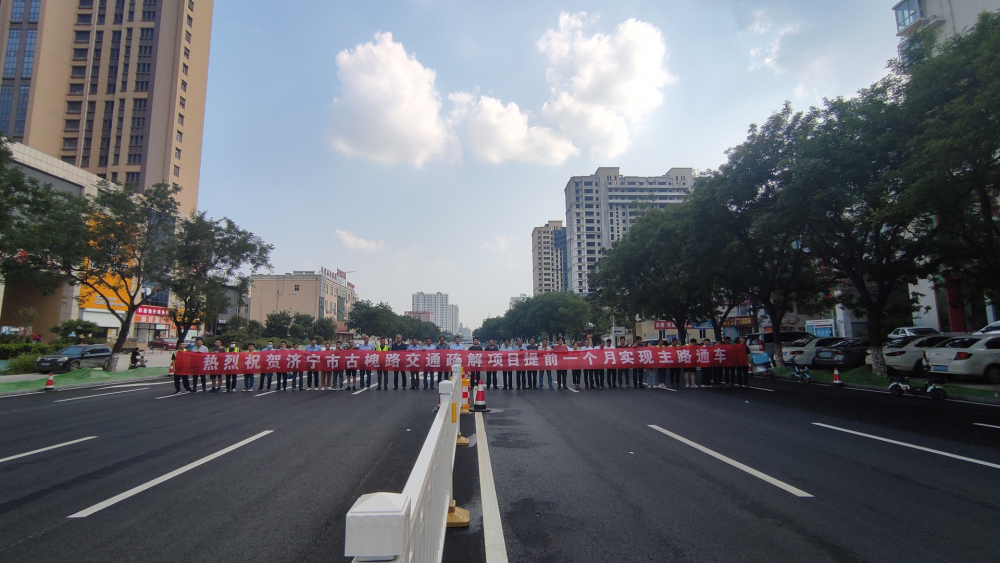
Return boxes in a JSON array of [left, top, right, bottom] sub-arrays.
[[2, 376, 999, 562]]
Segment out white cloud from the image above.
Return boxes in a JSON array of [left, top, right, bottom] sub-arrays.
[[482, 234, 515, 254], [538, 13, 672, 159], [449, 93, 578, 165], [330, 32, 458, 167], [335, 229, 385, 252]]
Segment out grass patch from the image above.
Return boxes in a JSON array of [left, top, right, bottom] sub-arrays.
[[0, 367, 169, 393], [777, 364, 999, 400]]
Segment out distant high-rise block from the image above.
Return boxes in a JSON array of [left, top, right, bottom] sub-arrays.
[[532, 220, 567, 295]]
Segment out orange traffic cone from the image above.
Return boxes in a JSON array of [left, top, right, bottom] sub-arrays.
[[832, 367, 843, 387], [168, 363, 175, 376], [44, 373, 55, 392], [472, 382, 490, 412]]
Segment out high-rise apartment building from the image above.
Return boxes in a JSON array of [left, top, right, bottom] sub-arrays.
[[531, 220, 567, 295], [411, 292, 460, 335], [0, 0, 213, 213], [893, 0, 1000, 51], [565, 166, 693, 294]]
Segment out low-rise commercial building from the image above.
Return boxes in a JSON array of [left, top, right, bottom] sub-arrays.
[[249, 268, 357, 327]]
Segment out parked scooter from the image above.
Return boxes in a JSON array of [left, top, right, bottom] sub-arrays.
[[888, 352, 946, 400], [750, 352, 774, 379], [789, 357, 812, 383], [128, 349, 147, 370]]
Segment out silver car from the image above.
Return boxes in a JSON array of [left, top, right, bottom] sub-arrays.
[[782, 337, 844, 366], [868, 334, 954, 375], [887, 326, 941, 339], [925, 336, 1000, 383]]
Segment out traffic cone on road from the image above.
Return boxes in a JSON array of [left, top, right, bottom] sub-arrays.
[[44, 373, 55, 392], [168, 363, 174, 376], [472, 383, 490, 412], [832, 367, 843, 387]]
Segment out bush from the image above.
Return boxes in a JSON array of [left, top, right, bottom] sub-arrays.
[[5, 353, 42, 374], [0, 343, 58, 360]]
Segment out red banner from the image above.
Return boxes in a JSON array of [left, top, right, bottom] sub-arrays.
[[172, 346, 747, 376]]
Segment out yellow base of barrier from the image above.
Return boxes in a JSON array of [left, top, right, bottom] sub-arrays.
[[447, 500, 470, 527]]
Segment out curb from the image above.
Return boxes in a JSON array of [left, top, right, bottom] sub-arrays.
[[0, 373, 172, 397], [768, 372, 1000, 407]]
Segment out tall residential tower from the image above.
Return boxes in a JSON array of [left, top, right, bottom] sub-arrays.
[[531, 220, 567, 295], [0, 0, 213, 213]]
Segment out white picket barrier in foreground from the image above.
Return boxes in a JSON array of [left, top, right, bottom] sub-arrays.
[[345, 361, 463, 563]]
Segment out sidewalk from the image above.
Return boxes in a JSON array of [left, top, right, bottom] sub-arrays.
[[0, 349, 173, 382]]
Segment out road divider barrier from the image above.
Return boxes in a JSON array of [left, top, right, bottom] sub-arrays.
[[461, 376, 470, 415], [345, 361, 466, 562]]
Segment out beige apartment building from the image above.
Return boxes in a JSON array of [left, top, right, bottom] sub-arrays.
[[0, 0, 213, 213], [532, 220, 566, 295], [249, 269, 358, 331]]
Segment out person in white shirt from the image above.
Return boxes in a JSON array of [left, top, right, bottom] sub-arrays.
[[582, 338, 595, 389], [538, 338, 554, 390], [499, 339, 515, 390]]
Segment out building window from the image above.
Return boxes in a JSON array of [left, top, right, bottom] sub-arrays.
[[11, 1, 25, 22], [140, 28, 154, 39], [129, 134, 144, 147], [175, 130, 182, 142], [189, 0, 195, 10], [294, 285, 300, 292], [173, 165, 180, 177], [77, 13, 92, 25], [174, 147, 181, 159], [138, 45, 152, 56], [67, 101, 83, 114], [78, 0, 94, 7], [75, 31, 91, 43], [187, 15, 193, 26], [64, 119, 81, 131], [4, 30, 21, 78], [63, 138, 79, 150], [183, 47, 190, 59], [178, 96, 185, 109], [128, 153, 143, 164], [185, 31, 192, 43], [128, 10, 134, 21], [28, 0, 39, 23], [73, 48, 89, 61], [125, 172, 140, 185], [62, 156, 76, 165], [134, 81, 148, 91], [130, 116, 145, 127], [177, 113, 184, 125], [180, 80, 187, 92], [895, 0, 923, 32], [0, 86, 12, 134], [71, 66, 87, 78], [181, 63, 188, 75], [133, 98, 147, 110], [136, 63, 151, 73], [141, 11, 156, 21], [21, 30, 35, 78]]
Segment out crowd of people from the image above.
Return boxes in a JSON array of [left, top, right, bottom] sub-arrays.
[[170, 334, 753, 395]]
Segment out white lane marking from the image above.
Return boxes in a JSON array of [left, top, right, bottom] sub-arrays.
[[948, 398, 1000, 408], [649, 424, 813, 498], [0, 391, 45, 399], [352, 386, 370, 395], [99, 381, 172, 390], [0, 436, 97, 464], [255, 390, 277, 397], [844, 387, 889, 394], [746, 386, 775, 392], [68, 430, 273, 518], [566, 386, 579, 393], [54, 388, 148, 403], [974, 423, 1000, 430], [475, 412, 510, 563], [153, 392, 187, 400], [652, 386, 677, 392], [813, 423, 1000, 470]]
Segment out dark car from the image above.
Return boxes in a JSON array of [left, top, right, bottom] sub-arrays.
[[813, 338, 871, 369], [34, 345, 113, 373], [148, 337, 178, 351]]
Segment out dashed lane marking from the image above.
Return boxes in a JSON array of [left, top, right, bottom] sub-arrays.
[[0, 436, 97, 464], [54, 388, 148, 403], [813, 422, 1000, 470]]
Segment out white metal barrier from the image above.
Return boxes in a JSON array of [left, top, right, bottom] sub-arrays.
[[345, 361, 464, 563]]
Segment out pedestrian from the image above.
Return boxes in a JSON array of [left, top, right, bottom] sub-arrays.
[[289, 342, 304, 390], [538, 338, 554, 390], [582, 337, 595, 389], [259, 341, 275, 391], [449, 336, 466, 389], [423, 338, 437, 389], [571, 341, 583, 390], [684, 338, 698, 388], [514, 338, 527, 389], [596, 340, 607, 389], [467, 337, 483, 388], [375, 337, 390, 390], [243, 343, 256, 391], [209, 339, 225, 392], [484, 339, 499, 390], [553, 338, 568, 389], [722, 337, 736, 386], [737, 336, 751, 387], [356, 335, 374, 389], [305, 338, 323, 390], [333, 340, 346, 391], [525, 337, 539, 389], [499, 338, 514, 389], [436, 336, 450, 383], [171, 341, 189, 394], [654, 339, 667, 388], [190, 338, 209, 393], [277, 341, 289, 390], [321, 341, 334, 390], [634, 339, 647, 389], [408, 338, 423, 389], [344, 340, 358, 391], [667, 340, 681, 388], [391, 334, 408, 389], [224, 339, 240, 391]]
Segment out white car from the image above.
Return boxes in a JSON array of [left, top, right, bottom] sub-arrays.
[[973, 321, 1000, 335], [924, 336, 1000, 383], [868, 334, 954, 375], [782, 337, 844, 366], [888, 326, 941, 339]]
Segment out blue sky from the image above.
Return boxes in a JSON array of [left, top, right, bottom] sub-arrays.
[[198, 0, 900, 329]]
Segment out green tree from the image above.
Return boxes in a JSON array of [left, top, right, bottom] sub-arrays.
[[264, 311, 292, 338], [473, 316, 509, 342], [522, 291, 590, 341], [313, 317, 338, 342], [289, 313, 315, 340], [347, 300, 398, 338], [51, 319, 103, 340]]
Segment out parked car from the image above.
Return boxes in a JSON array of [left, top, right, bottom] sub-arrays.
[[781, 337, 844, 366], [973, 321, 1000, 335], [746, 331, 811, 358], [866, 334, 955, 375], [813, 338, 871, 369], [925, 336, 1000, 383], [148, 337, 179, 351], [887, 326, 941, 339], [34, 344, 113, 373]]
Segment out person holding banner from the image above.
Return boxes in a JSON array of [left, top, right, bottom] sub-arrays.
[[375, 337, 390, 390], [190, 338, 209, 393], [321, 341, 335, 390], [570, 341, 582, 390], [554, 338, 569, 389], [582, 337, 594, 389], [737, 336, 751, 387], [500, 339, 514, 389], [242, 343, 256, 391], [684, 339, 698, 388], [391, 334, 408, 389], [305, 338, 323, 390], [357, 336, 374, 390], [208, 339, 225, 392], [436, 336, 450, 383], [224, 340, 240, 392], [484, 339, 499, 390], [258, 340, 275, 391], [344, 340, 358, 391], [667, 340, 681, 388], [514, 338, 527, 390], [525, 337, 539, 389]]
